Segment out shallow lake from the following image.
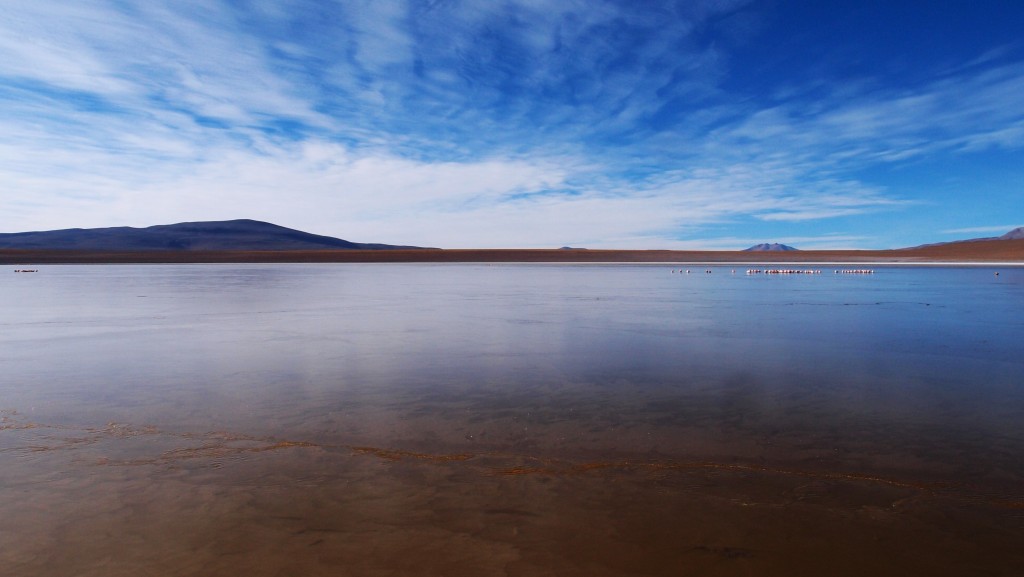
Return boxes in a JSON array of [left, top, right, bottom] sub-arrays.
[[2, 264, 1023, 576]]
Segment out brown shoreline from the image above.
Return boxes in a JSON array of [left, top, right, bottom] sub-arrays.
[[3, 238, 1023, 264]]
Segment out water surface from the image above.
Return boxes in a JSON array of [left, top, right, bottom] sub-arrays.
[[2, 264, 1022, 575]]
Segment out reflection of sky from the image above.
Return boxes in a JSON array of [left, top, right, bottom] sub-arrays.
[[3, 265, 1023, 472]]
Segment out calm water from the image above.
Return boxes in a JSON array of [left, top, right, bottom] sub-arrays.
[[2, 264, 1023, 576]]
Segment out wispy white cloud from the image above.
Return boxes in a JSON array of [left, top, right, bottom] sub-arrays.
[[0, 1, 332, 131], [697, 61, 1024, 173], [943, 225, 1024, 235], [1, 1, 1022, 248]]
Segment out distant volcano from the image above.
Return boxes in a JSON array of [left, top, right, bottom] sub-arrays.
[[0, 219, 429, 251], [743, 243, 799, 252]]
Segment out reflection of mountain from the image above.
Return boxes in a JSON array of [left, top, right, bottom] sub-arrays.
[[743, 243, 798, 252], [0, 219, 428, 251]]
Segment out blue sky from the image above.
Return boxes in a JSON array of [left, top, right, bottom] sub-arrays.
[[1, 0, 1022, 249]]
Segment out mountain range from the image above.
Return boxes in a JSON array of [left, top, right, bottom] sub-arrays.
[[0, 219, 428, 251], [1001, 227, 1024, 240], [744, 228, 1024, 252], [904, 227, 1024, 249], [1, 220, 1022, 259]]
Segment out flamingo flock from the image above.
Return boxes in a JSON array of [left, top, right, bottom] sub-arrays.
[[746, 269, 822, 275], [669, 268, 877, 275]]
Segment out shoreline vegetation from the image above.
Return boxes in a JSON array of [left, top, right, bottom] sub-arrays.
[[2, 238, 1023, 264]]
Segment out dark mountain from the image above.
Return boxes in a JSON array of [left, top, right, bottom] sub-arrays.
[[0, 219, 428, 251], [743, 243, 799, 252]]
